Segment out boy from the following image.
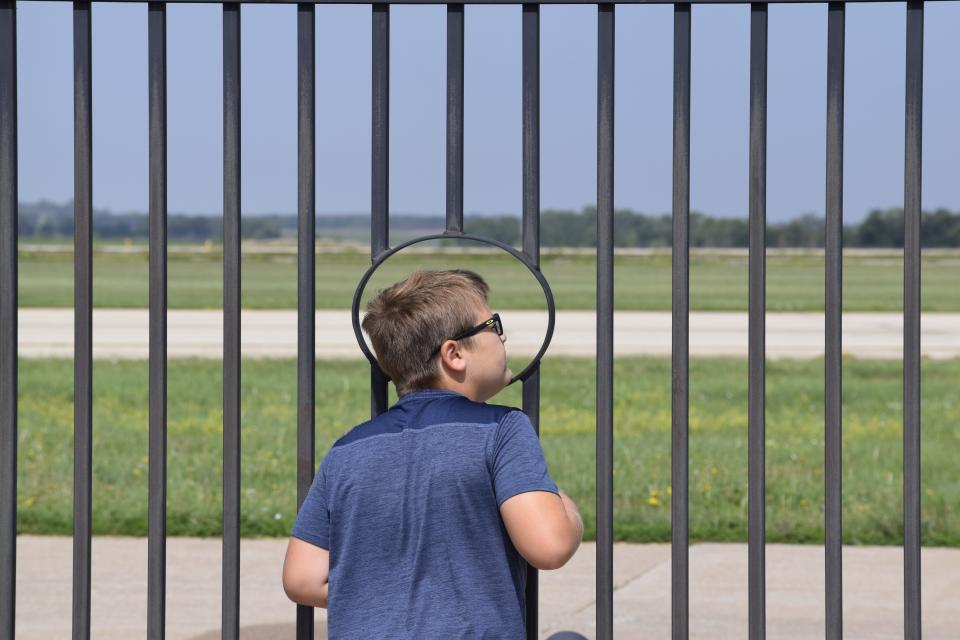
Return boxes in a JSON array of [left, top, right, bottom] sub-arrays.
[[282, 269, 583, 639]]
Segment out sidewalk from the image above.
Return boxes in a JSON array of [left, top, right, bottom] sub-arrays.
[[14, 536, 959, 638]]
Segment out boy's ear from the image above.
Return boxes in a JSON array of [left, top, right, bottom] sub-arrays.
[[438, 339, 467, 373]]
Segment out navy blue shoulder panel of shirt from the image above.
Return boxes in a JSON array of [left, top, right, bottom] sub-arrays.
[[334, 389, 517, 447]]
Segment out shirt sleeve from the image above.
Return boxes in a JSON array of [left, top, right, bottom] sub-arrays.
[[290, 453, 331, 549], [489, 410, 559, 507]]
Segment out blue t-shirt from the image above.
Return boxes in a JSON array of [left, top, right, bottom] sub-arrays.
[[291, 388, 559, 639]]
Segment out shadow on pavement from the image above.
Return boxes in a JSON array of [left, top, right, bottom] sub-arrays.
[[189, 621, 327, 639]]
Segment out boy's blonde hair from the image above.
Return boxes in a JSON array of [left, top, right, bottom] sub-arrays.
[[361, 269, 490, 396]]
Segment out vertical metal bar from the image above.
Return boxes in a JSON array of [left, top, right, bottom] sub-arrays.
[[824, 4, 845, 639], [372, 2, 389, 262], [521, 368, 540, 640], [747, 4, 767, 639], [521, 6, 540, 639], [296, 4, 316, 639], [147, 4, 168, 638], [445, 3, 464, 235], [371, 3, 390, 417], [903, 3, 923, 638], [222, 4, 241, 639], [671, 5, 691, 639], [72, 3, 93, 639], [0, 2, 17, 638], [522, 4, 539, 266], [370, 368, 389, 418], [596, 5, 615, 640]]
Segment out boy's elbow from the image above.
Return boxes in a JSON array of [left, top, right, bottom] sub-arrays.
[[283, 571, 329, 609], [282, 538, 330, 608], [283, 584, 329, 610], [527, 549, 569, 571], [282, 572, 306, 604], [529, 528, 582, 571]]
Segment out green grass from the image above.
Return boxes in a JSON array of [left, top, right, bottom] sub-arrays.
[[17, 245, 960, 311], [16, 356, 960, 545]]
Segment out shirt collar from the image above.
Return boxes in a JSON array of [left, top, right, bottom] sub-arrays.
[[395, 388, 466, 405]]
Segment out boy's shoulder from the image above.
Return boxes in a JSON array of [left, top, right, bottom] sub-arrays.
[[330, 392, 524, 451], [416, 393, 521, 426]]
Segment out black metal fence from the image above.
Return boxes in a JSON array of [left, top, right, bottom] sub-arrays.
[[0, 1, 928, 639]]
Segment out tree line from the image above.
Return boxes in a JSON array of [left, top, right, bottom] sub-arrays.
[[467, 207, 960, 248], [17, 201, 960, 248], [19, 201, 285, 241]]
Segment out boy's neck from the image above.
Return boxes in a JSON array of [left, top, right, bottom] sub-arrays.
[[423, 379, 482, 403]]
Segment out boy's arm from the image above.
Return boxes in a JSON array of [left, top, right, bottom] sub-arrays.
[[500, 488, 583, 570], [282, 537, 330, 609], [491, 411, 580, 570]]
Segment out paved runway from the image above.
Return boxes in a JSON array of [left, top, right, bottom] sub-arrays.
[[17, 308, 960, 359]]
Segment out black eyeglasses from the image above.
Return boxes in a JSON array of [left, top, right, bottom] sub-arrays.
[[429, 313, 503, 360]]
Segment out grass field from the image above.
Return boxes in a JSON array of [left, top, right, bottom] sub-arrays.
[[16, 356, 959, 545], [17, 244, 960, 311]]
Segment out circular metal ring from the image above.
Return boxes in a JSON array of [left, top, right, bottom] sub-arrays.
[[351, 232, 556, 386]]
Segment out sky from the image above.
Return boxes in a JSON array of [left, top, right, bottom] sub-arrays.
[[15, 1, 960, 222]]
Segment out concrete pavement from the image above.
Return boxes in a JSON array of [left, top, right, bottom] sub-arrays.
[[17, 308, 960, 359], [14, 536, 960, 638]]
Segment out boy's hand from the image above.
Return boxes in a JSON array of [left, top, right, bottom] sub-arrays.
[[558, 489, 584, 539]]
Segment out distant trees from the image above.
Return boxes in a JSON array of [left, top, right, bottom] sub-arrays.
[[17, 201, 960, 248], [847, 207, 960, 248], [18, 201, 76, 237], [921, 208, 960, 247], [469, 207, 960, 248], [18, 201, 284, 242], [464, 214, 524, 245], [690, 213, 750, 248]]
